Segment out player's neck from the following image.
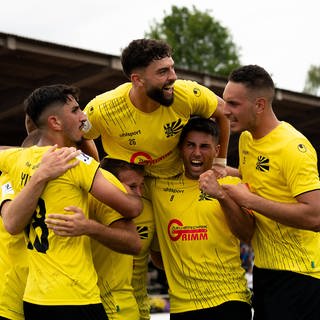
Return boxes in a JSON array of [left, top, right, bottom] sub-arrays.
[[37, 132, 76, 148], [129, 87, 160, 113], [251, 113, 280, 139]]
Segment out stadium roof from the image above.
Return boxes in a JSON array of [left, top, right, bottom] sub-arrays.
[[1, 32, 319, 167]]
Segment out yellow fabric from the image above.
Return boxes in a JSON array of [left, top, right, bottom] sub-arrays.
[[0, 175, 27, 320], [83, 80, 217, 178], [0, 146, 102, 305], [91, 236, 135, 319], [150, 175, 251, 313], [132, 198, 155, 320], [91, 194, 154, 320], [90, 169, 136, 319], [239, 121, 320, 276]]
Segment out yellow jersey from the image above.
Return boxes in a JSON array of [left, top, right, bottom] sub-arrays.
[[150, 175, 251, 313], [0, 175, 28, 320], [0, 146, 102, 305], [83, 80, 217, 178], [239, 121, 320, 277]]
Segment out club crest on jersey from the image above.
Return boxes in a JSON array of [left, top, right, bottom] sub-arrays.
[[256, 155, 269, 172], [163, 118, 184, 138], [137, 225, 149, 240], [199, 190, 214, 201], [168, 218, 208, 241]]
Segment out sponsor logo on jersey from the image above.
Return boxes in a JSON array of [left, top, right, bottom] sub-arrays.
[[164, 118, 184, 138], [163, 187, 184, 194], [130, 150, 172, 165], [168, 218, 208, 241], [120, 130, 141, 137], [256, 155, 269, 172]]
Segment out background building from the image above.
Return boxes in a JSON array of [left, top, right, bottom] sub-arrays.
[[1, 32, 320, 169]]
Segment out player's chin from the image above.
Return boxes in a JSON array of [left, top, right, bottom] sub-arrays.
[[229, 121, 242, 133], [161, 97, 174, 107], [75, 136, 84, 146], [189, 166, 204, 179]]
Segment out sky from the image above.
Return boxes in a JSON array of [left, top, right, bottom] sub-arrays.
[[1, 0, 319, 93]]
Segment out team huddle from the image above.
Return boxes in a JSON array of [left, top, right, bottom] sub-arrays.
[[0, 38, 320, 320]]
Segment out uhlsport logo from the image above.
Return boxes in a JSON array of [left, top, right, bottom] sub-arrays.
[[297, 143, 307, 153], [193, 87, 201, 97], [168, 219, 208, 241]]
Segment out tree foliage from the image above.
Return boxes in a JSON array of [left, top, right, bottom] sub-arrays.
[[304, 65, 320, 96], [145, 5, 241, 77]]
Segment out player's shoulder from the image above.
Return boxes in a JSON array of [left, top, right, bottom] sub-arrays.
[[0, 145, 47, 160], [84, 83, 131, 111], [96, 83, 131, 101], [174, 79, 202, 91], [99, 168, 126, 192], [174, 79, 215, 102]]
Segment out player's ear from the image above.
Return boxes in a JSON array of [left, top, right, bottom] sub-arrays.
[[47, 115, 62, 130], [131, 72, 145, 88], [214, 144, 220, 157], [255, 97, 266, 114]]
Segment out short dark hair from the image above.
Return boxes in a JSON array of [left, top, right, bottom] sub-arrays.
[[228, 65, 275, 100], [178, 116, 220, 147], [24, 84, 80, 127], [100, 157, 144, 179], [121, 39, 172, 79]]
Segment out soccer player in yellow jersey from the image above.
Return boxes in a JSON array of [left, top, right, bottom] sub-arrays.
[[0, 84, 142, 320], [46, 158, 156, 320], [100, 158, 155, 320], [82, 38, 230, 178], [0, 174, 26, 320], [222, 65, 320, 320], [0, 147, 81, 320], [46, 167, 142, 320], [149, 117, 253, 320]]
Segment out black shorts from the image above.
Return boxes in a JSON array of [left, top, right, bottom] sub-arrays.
[[23, 301, 108, 320], [253, 266, 320, 320], [170, 301, 252, 320]]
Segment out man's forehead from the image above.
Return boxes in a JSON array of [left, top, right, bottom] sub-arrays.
[[150, 56, 174, 69], [66, 94, 77, 102], [185, 132, 215, 144], [66, 95, 79, 106], [223, 82, 247, 99]]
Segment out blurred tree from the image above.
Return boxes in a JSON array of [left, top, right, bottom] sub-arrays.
[[304, 65, 320, 96], [145, 5, 241, 77]]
